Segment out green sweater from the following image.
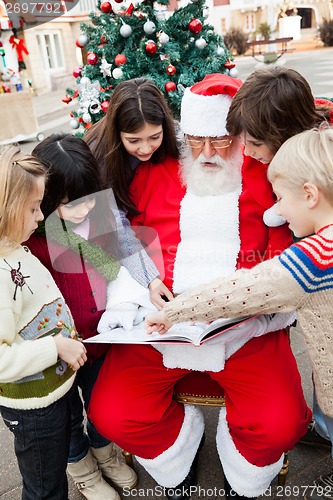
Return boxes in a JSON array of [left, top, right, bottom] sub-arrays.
[[0, 245, 76, 410]]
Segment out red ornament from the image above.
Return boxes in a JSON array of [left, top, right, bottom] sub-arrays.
[[188, 19, 202, 34], [87, 52, 99, 65], [224, 59, 236, 69], [165, 81, 176, 93], [114, 0, 123, 3], [125, 3, 134, 15], [145, 41, 157, 55], [114, 54, 127, 65], [72, 66, 82, 78], [101, 101, 110, 113], [100, 1, 112, 13], [166, 64, 176, 76], [100, 35, 108, 44], [62, 95, 72, 104]]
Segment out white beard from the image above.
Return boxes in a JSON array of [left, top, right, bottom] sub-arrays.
[[180, 144, 242, 196]]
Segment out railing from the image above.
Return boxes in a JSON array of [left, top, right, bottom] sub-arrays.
[[246, 37, 294, 63]]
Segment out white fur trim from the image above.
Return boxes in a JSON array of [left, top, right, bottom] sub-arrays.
[[216, 407, 284, 497], [135, 405, 204, 487], [154, 342, 226, 372], [180, 88, 232, 137], [173, 190, 241, 294]]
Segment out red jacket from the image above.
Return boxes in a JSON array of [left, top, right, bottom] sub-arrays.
[[130, 155, 292, 291]]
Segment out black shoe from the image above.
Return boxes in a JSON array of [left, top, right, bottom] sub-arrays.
[[165, 434, 205, 500], [224, 476, 257, 499], [299, 420, 331, 450], [304, 472, 333, 499]]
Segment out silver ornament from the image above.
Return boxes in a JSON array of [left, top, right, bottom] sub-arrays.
[[112, 67, 123, 79], [228, 67, 239, 78], [120, 23, 132, 38], [195, 38, 207, 50], [159, 32, 169, 44], [77, 34, 89, 47], [69, 119, 80, 129], [217, 46, 225, 56], [144, 20, 156, 35], [82, 112, 92, 123]]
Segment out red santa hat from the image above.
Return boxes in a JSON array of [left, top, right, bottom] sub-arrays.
[[180, 73, 243, 137]]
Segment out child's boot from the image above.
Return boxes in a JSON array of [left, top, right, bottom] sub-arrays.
[[91, 443, 138, 489], [67, 448, 120, 500]]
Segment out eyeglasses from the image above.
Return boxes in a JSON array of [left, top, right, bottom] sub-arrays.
[[185, 136, 233, 149]]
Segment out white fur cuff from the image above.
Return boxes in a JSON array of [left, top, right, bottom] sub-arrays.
[[216, 407, 284, 497], [135, 405, 204, 487]]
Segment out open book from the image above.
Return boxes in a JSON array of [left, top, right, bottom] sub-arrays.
[[84, 315, 255, 347]]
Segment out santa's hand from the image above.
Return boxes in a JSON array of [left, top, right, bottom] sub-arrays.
[[145, 311, 173, 334], [98, 303, 139, 333], [148, 278, 173, 310]]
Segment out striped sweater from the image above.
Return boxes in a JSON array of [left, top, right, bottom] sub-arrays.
[[164, 225, 333, 417]]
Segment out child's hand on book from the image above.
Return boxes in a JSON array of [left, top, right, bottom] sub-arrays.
[[145, 311, 173, 334]]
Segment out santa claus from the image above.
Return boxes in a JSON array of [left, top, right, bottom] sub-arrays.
[[88, 74, 311, 500]]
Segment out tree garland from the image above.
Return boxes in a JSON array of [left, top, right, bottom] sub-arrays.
[[43, 218, 121, 282]]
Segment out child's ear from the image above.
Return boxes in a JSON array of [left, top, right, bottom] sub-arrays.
[[302, 182, 319, 208]]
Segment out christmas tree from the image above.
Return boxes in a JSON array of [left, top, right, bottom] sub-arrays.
[[66, 0, 237, 133]]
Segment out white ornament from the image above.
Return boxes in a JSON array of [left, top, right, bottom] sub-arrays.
[[70, 119, 80, 129], [77, 34, 89, 47], [100, 58, 112, 77], [195, 38, 207, 50], [120, 23, 132, 37], [79, 76, 91, 87], [203, 8, 209, 18], [229, 67, 239, 78], [159, 32, 169, 44], [112, 67, 123, 79], [217, 46, 225, 56], [82, 112, 92, 123], [144, 20, 156, 35]]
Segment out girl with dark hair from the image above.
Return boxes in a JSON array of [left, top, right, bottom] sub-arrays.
[[85, 77, 179, 307], [25, 133, 137, 500]]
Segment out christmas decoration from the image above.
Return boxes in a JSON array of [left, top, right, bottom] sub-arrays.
[[100, 58, 112, 77], [166, 64, 176, 76], [119, 23, 132, 38], [76, 34, 89, 48], [62, 95, 72, 104], [72, 66, 82, 78], [188, 19, 202, 34], [67, 0, 233, 129], [145, 40, 157, 55], [158, 32, 169, 45], [114, 54, 127, 65], [101, 101, 110, 113], [87, 52, 99, 65], [143, 20, 156, 35], [224, 59, 236, 70], [100, 1, 112, 13], [112, 67, 123, 79], [70, 118, 80, 129], [165, 81, 176, 93], [195, 38, 207, 50], [228, 68, 239, 78], [9, 35, 29, 70]]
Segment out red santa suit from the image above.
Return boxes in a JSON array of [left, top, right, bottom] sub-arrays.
[[88, 75, 311, 498]]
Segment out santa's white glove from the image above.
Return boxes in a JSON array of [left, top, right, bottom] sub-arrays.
[[263, 203, 286, 227], [98, 303, 139, 333]]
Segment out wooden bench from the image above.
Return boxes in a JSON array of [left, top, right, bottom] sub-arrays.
[[247, 37, 294, 64]]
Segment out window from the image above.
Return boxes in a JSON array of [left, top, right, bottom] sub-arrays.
[[37, 30, 64, 70], [245, 13, 255, 32]]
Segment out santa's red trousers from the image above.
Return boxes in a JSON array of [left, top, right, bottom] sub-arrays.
[[89, 331, 311, 466]]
